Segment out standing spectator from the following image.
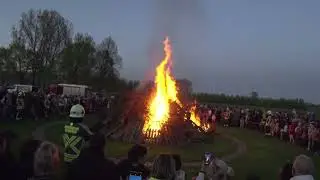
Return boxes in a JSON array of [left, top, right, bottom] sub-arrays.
[[44, 95, 51, 118], [280, 122, 289, 141], [291, 154, 314, 180], [307, 122, 316, 151], [16, 92, 24, 120]]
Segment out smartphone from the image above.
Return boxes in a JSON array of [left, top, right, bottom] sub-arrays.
[[128, 171, 142, 180], [204, 152, 214, 165]]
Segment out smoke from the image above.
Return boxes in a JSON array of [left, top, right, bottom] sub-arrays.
[[153, 0, 208, 38], [147, 0, 209, 79]]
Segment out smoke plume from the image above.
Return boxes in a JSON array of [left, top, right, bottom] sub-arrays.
[[147, 0, 209, 79]]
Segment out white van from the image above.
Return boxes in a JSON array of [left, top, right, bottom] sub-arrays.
[[57, 84, 89, 96]]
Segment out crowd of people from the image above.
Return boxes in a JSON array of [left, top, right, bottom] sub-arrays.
[[197, 105, 320, 154], [0, 87, 108, 121], [0, 86, 318, 180]]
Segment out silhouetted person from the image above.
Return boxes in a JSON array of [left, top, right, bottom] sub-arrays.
[[117, 144, 150, 180], [68, 133, 119, 180]]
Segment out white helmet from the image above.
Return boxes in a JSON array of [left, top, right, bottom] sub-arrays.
[[69, 104, 85, 118]]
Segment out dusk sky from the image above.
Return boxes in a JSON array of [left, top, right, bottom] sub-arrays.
[[0, 0, 319, 103]]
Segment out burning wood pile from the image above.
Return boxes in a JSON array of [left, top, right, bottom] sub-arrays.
[[108, 37, 211, 145]]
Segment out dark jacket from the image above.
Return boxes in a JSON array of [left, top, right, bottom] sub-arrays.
[[117, 159, 150, 180], [68, 147, 119, 180], [0, 153, 18, 180]]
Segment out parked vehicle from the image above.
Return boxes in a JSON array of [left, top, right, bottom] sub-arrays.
[[48, 83, 91, 96]]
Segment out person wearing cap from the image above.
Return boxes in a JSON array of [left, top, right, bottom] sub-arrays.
[[62, 104, 93, 164]]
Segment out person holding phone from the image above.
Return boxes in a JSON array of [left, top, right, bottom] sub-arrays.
[[194, 152, 234, 180]]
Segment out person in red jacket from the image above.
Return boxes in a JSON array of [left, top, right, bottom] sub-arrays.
[[288, 122, 296, 144]]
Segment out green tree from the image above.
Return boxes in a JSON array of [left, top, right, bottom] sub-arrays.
[[0, 47, 17, 83], [93, 36, 122, 90], [60, 33, 96, 84], [251, 91, 258, 99], [9, 42, 30, 83], [11, 9, 73, 86]]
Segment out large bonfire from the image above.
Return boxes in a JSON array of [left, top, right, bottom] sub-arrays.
[[142, 37, 208, 139]]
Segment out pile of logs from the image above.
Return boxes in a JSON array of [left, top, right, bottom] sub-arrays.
[[106, 91, 207, 145]]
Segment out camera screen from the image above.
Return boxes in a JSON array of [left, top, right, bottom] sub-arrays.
[[129, 171, 142, 180], [129, 175, 142, 180]]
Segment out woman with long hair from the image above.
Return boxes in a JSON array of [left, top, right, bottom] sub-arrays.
[[149, 154, 176, 180]]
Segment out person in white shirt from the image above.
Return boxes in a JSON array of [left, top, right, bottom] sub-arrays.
[[291, 154, 314, 180]]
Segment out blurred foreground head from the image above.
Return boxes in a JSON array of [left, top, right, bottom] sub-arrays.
[[89, 133, 105, 151], [128, 144, 147, 162], [34, 141, 60, 176], [279, 162, 293, 180], [292, 154, 314, 176], [152, 154, 176, 180]]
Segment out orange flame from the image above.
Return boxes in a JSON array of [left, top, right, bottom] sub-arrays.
[[142, 37, 210, 137], [190, 104, 201, 127], [189, 104, 211, 132], [143, 37, 180, 136]]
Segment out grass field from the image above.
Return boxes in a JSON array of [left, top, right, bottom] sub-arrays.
[[44, 122, 236, 162], [0, 119, 49, 156], [1, 119, 320, 180], [217, 127, 320, 180]]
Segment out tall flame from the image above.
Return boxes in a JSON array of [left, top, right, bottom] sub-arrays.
[[143, 37, 180, 135], [142, 36, 210, 138]]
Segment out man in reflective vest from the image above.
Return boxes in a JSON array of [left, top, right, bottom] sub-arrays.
[[63, 104, 93, 164]]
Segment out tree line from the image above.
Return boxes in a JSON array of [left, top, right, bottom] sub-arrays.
[[0, 9, 139, 91], [192, 93, 320, 110]]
